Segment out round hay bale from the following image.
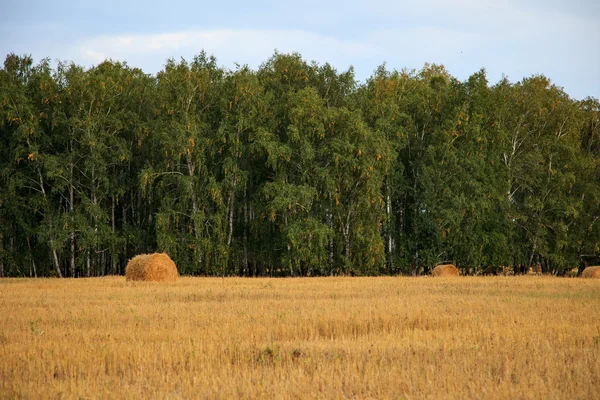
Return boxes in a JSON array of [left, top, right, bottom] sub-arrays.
[[581, 266, 600, 279], [125, 253, 179, 282], [432, 264, 459, 277]]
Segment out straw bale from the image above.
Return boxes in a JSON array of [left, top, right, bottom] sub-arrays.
[[581, 266, 600, 279], [432, 264, 460, 277], [125, 253, 178, 282]]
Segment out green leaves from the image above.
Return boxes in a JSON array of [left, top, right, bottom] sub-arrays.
[[0, 52, 598, 277]]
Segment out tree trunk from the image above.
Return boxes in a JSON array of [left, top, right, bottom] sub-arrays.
[[0, 231, 4, 278], [70, 170, 76, 278], [122, 202, 127, 275], [342, 207, 353, 272], [186, 155, 204, 274], [191, 195, 203, 274], [190, 192, 203, 273], [86, 250, 91, 277], [38, 170, 62, 277], [135, 191, 141, 227], [111, 195, 116, 274], [227, 191, 234, 248], [27, 236, 37, 277], [91, 166, 97, 277], [70, 232, 75, 277], [227, 192, 234, 279], [412, 249, 420, 276], [326, 199, 334, 275], [52, 248, 62, 278], [344, 232, 351, 267], [528, 241, 537, 269], [131, 191, 136, 227], [242, 187, 248, 276], [285, 214, 293, 276], [386, 181, 394, 271], [28, 241, 32, 277], [226, 171, 237, 274]]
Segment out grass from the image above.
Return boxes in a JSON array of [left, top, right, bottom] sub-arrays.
[[1, 276, 599, 399]]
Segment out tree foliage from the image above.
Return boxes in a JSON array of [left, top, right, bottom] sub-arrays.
[[1, 52, 598, 277]]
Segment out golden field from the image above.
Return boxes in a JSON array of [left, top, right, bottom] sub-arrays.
[[1, 276, 599, 399]]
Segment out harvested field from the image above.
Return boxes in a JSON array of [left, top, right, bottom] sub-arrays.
[[1, 276, 599, 399]]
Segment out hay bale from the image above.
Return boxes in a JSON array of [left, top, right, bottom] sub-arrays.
[[125, 253, 178, 282], [527, 264, 542, 275], [581, 266, 600, 279], [566, 267, 579, 278], [432, 264, 459, 277]]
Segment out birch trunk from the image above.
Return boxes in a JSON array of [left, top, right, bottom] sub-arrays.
[[0, 231, 4, 278], [326, 196, 334, 275], [186, 155, 204, 274], [90, 166, 97, 277], [38, 170, 62, 277], [242, 187, 248, 276], [86, 250, 91, 277], [111, 195, 116, 274], [122, 203, 127, 275], [386, 180, 394, 270], [27, 237, 37, 277], [342, 207, 353, 269], [528, 241, 537, 269], [52, 248, 62, 278], [344, 232, 351, 266], [70, 165, 75, 278], [227, 191, 234, 248]]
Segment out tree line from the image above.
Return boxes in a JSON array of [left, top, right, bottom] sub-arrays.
[[1, 52, 598, 277]]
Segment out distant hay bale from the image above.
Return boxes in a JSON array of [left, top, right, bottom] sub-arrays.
[[432, 264, 459, 277], [566, 267, 579, 278], [581, 266, 600, 279], [125, 253, 179, 282], [527, 264, 542, 275]]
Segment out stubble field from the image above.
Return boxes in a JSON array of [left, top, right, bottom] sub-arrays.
[[1, 276, 599, 399]]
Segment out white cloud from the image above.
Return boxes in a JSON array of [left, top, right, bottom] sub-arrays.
[[72, 29, 380, 74], [66, 17, 598, 100], [80, 47, 106, 63], [11, 0, 591, 99]]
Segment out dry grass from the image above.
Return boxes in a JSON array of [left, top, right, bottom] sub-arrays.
[[1, 276, 599, 399], [431, 264, 459, 277], [125, 253, 178, 282]]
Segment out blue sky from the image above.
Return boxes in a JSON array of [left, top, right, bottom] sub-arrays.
[[2, 0, 599, 99]]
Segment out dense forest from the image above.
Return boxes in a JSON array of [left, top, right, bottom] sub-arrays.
[[1, 52, 599, 277]]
